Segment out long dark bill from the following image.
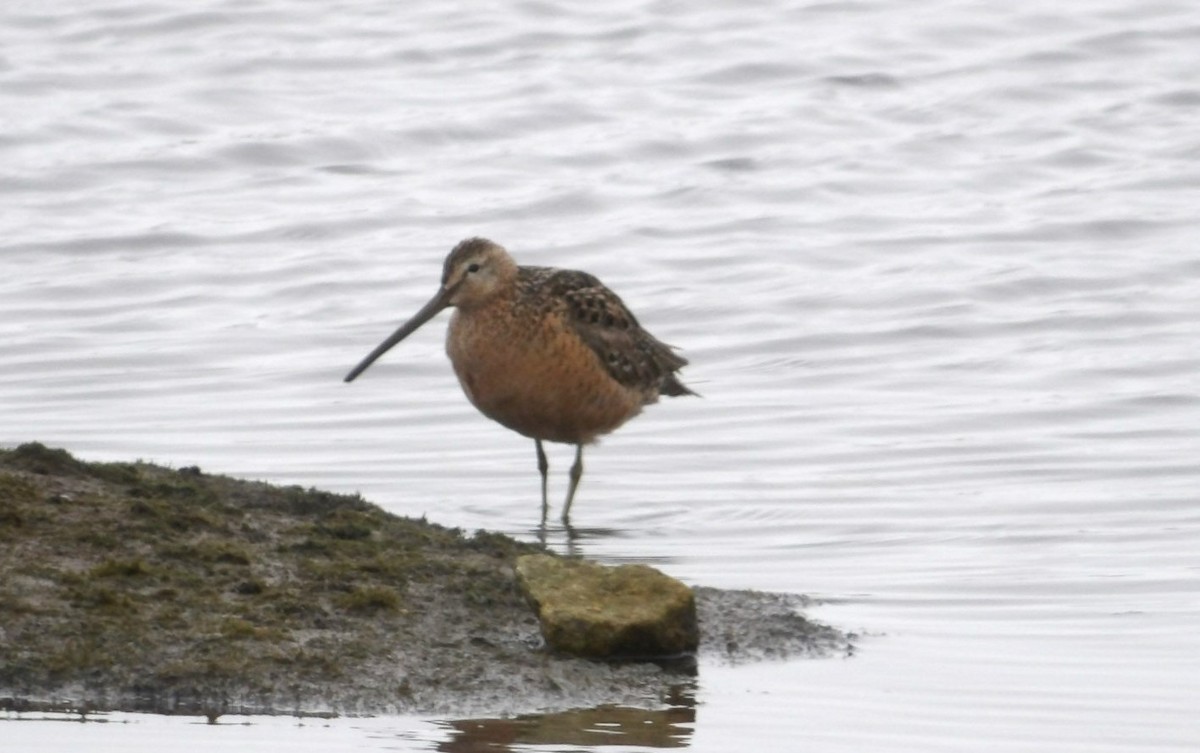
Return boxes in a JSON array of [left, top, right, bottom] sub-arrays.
[[344, 286, 454, 383]]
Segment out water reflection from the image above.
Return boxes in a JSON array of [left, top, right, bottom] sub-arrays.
[[533, 522, 691, 566], [438, 700, 696, 752], [533, 522, 629, 557]]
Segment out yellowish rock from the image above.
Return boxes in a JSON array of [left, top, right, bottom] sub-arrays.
[[515, 554, 698, 658]]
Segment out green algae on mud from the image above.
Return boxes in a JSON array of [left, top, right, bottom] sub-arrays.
[[0, 442, 547, 717], [0, 443, 851, 719]]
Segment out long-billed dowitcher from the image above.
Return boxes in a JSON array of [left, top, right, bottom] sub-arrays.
[[344, 237, 695, 523]]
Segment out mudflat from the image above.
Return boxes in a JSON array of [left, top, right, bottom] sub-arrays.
[[0, 443, 849, 719]]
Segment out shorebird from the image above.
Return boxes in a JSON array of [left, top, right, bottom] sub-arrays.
[[344, 237, 695, 523]]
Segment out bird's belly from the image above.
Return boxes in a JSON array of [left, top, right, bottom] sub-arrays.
[[446, 315, 643, 445]]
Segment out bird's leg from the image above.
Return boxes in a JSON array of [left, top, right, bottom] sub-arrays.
[[562, 444, 584, 524], [535, 440, 550, 524]]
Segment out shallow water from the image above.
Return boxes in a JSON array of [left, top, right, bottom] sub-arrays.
[[3, 0, 1200, 750]]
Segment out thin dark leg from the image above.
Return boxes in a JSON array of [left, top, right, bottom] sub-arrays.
[[562, 444, 584, 523], [536, 440, 549, 524]]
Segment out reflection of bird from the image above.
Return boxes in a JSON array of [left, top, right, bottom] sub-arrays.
[[345, 237, 695, 523]]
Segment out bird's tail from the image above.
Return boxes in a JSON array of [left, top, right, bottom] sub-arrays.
[[662, 373, 699, 398]]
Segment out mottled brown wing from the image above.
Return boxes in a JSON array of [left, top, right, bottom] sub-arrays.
[[521, 267, 693, 397]]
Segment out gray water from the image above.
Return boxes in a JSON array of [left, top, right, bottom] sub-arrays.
[[3, 0, 1199, 750]]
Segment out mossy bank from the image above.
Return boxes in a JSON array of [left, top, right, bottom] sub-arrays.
[[0, 443, 850, 719]]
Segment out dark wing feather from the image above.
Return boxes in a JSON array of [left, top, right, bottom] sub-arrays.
[[521, 267, 694, 398]]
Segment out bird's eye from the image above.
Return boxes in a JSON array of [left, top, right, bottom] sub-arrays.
[[467, 263, 481, 273]]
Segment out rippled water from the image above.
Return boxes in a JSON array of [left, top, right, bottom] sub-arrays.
[[3, 0, 1200, 750]]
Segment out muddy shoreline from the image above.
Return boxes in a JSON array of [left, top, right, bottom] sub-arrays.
[[0, 443, 851, 719]]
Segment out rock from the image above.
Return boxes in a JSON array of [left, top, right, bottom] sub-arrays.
[[515, 554, 698, 659]]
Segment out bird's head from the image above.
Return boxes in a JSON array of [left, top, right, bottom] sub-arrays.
[[441, 237, 519, 310]]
